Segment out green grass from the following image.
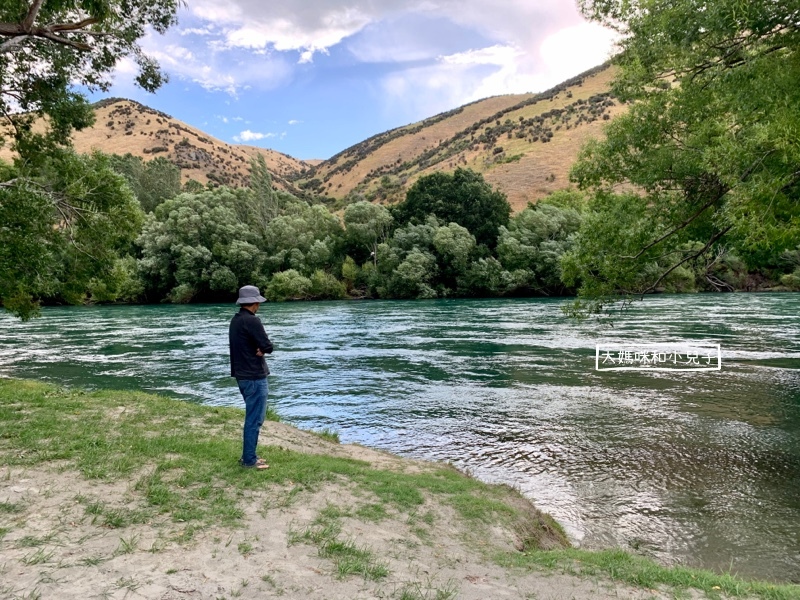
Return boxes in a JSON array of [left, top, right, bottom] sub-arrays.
[[21, 548, 54, 566], [289, 504, 388, 581], [355, 503, 388, 522], [0, 501, 23, 514], [15, 533, 58, 548], [0, 379, 548, 534], [312, 427, 340, 444], [497, 548, 800, 600], [395, 580, 459, 600]]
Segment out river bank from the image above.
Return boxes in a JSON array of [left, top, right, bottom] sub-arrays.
[[2, 378, 799, 599]]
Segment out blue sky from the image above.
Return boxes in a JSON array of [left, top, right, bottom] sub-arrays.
[[91, 1, 618, 160]]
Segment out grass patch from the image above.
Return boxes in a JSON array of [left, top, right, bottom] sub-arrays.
[[15, 533, 57, 548], [77, 497, 153, 529], [312, 428, 340, 444], [21, 548, 54, 566], [498, 548, 800, 600], [0, 379, 545, 539], [395, 579, 459, 600], [0, 501, 23, 514], [290, 503, 388, 581], [355, 503, 388, 522]]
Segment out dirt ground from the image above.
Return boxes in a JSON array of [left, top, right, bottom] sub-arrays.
[[0, 422, 672, 600]]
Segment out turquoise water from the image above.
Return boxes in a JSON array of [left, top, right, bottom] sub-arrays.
[[1, 294, 799, 581]]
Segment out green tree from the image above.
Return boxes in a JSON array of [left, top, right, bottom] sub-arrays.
[[572, 0, 800, 303], [432, 222, 476, 290], [137, 188, 263, 302], [0, 151, 143, 318], [343, 200, 392, 266], [393, 168, 511, 249], [0, 0, 179, 317], [309, 269, 346, 300], [497, 202, 582, 294], [109, 154, 181, 213], [265, 269, 312, 301], [262, 203, 343, 275], [241, 154, 281, 239], [1, 0, 178, 157], [386, 249, 438, 299], [458, 257, 513, 297]]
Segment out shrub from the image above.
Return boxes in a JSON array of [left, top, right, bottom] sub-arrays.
[[266, 269, 312, 301]]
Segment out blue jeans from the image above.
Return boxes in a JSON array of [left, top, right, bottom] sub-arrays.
[[237, 378, 268, 466]]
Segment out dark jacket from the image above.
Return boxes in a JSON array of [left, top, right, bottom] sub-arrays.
[[229, 308, 273, 379]]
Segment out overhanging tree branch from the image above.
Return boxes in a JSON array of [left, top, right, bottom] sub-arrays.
[[637, 225, 733, 295], [21, 0, 45, 32], [619, 192, 724, 260]]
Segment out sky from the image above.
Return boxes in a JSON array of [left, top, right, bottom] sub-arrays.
[[90, 0, 620, 160]]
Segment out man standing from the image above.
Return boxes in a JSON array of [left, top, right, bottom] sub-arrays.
[[229, 285, 273, 469]]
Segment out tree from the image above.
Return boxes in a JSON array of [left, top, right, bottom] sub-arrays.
[[392, 168, 511, 249], [262, 203, 344, 276], [497, 202, 582, 294], [242, 154, 281, 239], [0, 0, 180, 317], [571, 0, 800, 304], [0, 151, 143, 318], [386, 249, 438, 299], [1, 0, 178, 155], [343, 200, 392, 265], [137, 188, 263, 302], [109, 154, 181, 213], [432, 222, 475, 289]]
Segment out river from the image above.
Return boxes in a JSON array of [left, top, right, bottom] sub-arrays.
[[1, 294, 799, 582]]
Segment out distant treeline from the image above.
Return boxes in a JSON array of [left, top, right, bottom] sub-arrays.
[[3, 145, 796, 321]]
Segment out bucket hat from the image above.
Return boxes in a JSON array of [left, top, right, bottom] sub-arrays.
[[236, 285, 267, 304]]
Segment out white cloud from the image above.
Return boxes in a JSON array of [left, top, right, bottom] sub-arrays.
[[288, 119, 302, 125], [539, 22, 619, 76], [128, 1, 618, 106], [134, 28, 293, 96], [234, 130, 276, 142], [233, 130, 289, 143]]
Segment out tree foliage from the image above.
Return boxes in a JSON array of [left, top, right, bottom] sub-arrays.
[[343, 200, 392, 265], [392, 168, 511, 249], [0, 151, 142, 318], [0, 0, 179, 318], [109, 153, 181, 213], [137, 188, 262, 303], [572, 0, 800, 302], [1, 0, 179, 156], [498, 202, 582, 294]]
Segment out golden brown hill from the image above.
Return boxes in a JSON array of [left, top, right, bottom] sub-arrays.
[[307, 63, 622, 211], [0, 64, 621, 212], [0, 98, 312, 192]]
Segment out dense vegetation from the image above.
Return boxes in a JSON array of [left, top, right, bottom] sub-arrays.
[[2, 0, 799, 320], [568, 0, 800, 309], [0, 0, 180, 318]]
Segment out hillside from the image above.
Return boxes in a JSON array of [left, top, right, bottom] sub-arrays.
[[0, 64, 621, 211], [0, 98, 312, 193], [305, 63, 623, 211]]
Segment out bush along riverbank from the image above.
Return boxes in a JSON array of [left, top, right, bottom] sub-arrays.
[[1, 378, 799, 599]]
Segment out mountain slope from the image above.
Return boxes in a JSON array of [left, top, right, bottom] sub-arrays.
[[306, 63, 622, 210], [0, 98, 312, 192], [0, 64, 621, 211]]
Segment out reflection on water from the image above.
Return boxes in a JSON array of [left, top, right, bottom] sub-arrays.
[[1, 294, 799, 581]]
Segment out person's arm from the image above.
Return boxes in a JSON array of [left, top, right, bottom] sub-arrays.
[[249, 317, 273, 356]]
